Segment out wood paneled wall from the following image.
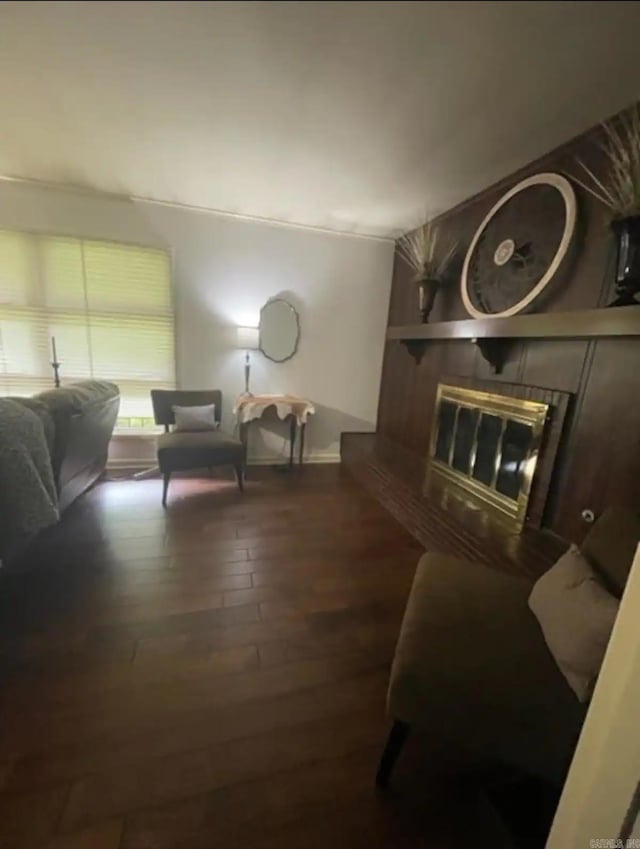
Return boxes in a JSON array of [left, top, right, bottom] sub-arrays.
[[377, 114, 640, 543]]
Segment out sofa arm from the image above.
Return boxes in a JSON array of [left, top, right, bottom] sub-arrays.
[[35, 381, 120, 510]]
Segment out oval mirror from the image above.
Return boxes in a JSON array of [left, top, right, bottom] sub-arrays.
[[259, 299, 300, 363]]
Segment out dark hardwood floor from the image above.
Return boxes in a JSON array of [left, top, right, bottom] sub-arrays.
[[0, 465, 512, 849]]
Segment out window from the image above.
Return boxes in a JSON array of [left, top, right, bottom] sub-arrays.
[[0, 230, 175, 429]]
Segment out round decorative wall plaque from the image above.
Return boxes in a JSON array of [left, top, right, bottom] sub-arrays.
[[460, 172, 577, 318]]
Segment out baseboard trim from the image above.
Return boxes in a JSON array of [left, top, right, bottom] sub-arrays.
[[247, 453, 341, 466], [106, 452, 342, 472], [107, 459, 154, 471]]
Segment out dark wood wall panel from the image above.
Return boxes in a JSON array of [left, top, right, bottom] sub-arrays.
[[553, 338, 640, 540], [376, 114, 640, 544], [518, 339, 589, 394]]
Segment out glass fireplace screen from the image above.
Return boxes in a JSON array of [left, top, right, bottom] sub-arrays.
[[426, 384, 549, 531]]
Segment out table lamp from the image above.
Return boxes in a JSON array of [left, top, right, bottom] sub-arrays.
[[236, 326, 260, 395]]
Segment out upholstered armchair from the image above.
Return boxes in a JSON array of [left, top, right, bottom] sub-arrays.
[[150, 390, 244, 506], [376, 508, 640, 790]]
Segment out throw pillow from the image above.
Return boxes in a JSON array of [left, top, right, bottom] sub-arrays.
[[528, 545, 619, 703], [172, 403, 218, 432]]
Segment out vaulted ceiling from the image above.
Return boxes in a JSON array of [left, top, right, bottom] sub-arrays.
[[1, 1, 639, 237]]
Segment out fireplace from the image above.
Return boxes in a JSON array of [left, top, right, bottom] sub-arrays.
[[426, 383, 550, 532]]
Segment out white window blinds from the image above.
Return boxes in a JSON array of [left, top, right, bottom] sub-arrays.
[[0, 230, 175, 427]]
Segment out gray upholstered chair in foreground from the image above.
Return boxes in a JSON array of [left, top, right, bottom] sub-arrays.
[[151, 389, 244, 507], [376, 507, 640, 790]]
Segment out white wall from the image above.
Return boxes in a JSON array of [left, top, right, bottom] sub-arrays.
[[0, 180, 394, 463], [547, 543, 640, 847]]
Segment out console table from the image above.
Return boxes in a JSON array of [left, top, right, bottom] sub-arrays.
[[233, 394, 315, 468]]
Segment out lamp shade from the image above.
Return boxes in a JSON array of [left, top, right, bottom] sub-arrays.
[[235, 326, 259, 350]]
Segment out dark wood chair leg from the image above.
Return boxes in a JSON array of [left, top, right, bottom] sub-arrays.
[[234, 463, 244, 493], [161, 472, 171, 507], [376, 720, 410, 789]]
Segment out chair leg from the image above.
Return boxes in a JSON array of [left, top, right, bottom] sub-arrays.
[[376, 719, 410, 789], [162, 472, 171, 507], [234, 463, 244, 493]]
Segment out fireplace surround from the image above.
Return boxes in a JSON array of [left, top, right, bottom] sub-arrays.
[[426, 383, 550, 532]]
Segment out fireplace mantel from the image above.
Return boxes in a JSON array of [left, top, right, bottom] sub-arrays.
[[387, 305, 640, 371]]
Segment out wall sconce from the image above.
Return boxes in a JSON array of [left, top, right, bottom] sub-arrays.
[[235, 326, 260, 395]]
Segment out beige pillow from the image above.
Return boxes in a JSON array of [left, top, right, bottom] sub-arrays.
[[528, 545, 619, 703], [172, 403, 218, 432]]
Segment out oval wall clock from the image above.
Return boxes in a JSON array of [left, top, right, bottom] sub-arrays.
[[460, 172, 577, 318]]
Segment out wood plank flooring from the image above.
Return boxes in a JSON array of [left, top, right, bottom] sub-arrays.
[[0, 465, 511, 848]]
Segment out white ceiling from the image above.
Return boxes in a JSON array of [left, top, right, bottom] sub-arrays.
[[1, 1, 639, 238]]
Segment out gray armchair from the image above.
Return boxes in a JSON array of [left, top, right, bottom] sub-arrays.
[[376, 507, 640, 790], [151, 389, 244, 506]]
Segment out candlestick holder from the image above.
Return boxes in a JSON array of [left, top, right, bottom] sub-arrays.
[[50, 358, 61, 388], [50, 336, 61, 388]]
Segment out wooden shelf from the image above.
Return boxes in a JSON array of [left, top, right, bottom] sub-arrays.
[[387, 306, 640, 372], [387, 305, 640, 342]]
